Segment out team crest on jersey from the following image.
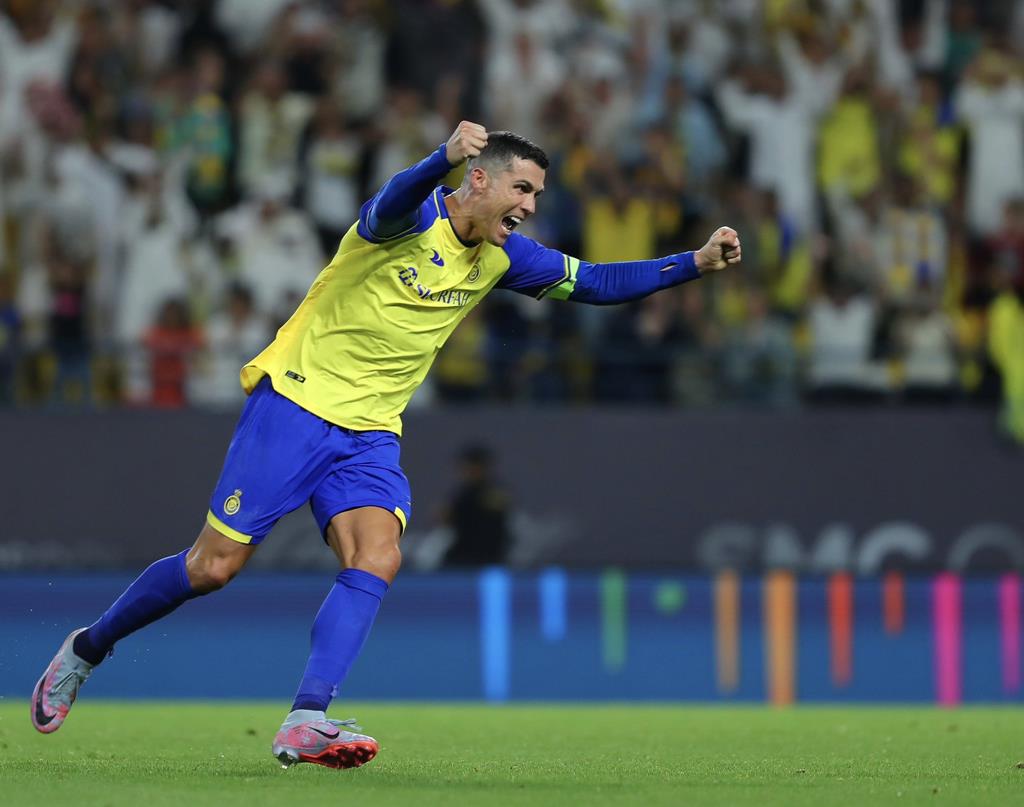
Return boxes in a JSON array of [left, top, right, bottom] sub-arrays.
[[223, 489, 243, 516], [467, 262, 481, 283]]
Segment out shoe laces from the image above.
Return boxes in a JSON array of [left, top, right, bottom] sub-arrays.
[[327, 718, 362, 731]]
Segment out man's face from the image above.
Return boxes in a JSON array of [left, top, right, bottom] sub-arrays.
[[473, 157, 546, 246]]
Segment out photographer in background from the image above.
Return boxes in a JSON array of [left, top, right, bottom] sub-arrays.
[[442, 443, 512, 568]]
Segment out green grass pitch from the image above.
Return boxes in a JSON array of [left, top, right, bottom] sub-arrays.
[[0, 703, 1021, 806]]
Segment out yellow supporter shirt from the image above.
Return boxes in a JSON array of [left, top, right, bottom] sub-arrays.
[[988, 292, 1024, 440], [582, 197, 657, 264], [818, 96, 881, 199]]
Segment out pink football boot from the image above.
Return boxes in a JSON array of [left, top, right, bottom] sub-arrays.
[[31, 629, 94, 733], [272, 711, 379, 769]]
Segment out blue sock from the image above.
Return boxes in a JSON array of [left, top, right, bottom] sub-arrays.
[[291, 569, 389, 712], [72, 549, 198, 665]]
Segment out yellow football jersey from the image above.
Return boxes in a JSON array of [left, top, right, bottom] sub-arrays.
[[241, 187, 574, 434]]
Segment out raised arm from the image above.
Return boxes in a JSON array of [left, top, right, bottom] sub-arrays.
[[362, 121, 488, 240], [499, 227, 742, 304]]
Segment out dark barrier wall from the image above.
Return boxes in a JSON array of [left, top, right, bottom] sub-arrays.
[[1, 408, 1022, 570]]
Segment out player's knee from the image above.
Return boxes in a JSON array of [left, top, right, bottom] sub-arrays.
[[187, 523, 254, 593], [350, 541, 402, 583], [186, 554, 241, 594]]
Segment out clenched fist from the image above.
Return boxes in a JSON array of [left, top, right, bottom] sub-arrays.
[[695, 226, 742, 274], [445, 121, 488, 165]]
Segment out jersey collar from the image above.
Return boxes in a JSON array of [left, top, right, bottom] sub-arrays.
[[436, 187, 480, 248]]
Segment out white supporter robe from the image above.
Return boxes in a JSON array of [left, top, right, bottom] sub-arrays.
[[957, 79, 1024, 237]]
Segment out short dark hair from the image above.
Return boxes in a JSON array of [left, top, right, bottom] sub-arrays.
[[469, 131, 549, 173]]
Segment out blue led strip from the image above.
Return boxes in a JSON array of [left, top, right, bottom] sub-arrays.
[[479, 567, 511, 701], [539, 567, 568, 642]]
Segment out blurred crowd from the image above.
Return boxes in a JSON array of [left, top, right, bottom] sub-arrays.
[[1, 0, 1024, 437]]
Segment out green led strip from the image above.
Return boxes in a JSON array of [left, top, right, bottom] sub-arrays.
[[601, 568, 627, 672]]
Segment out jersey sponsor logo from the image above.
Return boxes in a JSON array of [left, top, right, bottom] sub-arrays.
[[398, 266, 419, 287], [285, 370, 306, 383], [423, 288, 473, 305], [429, 250, 445, 267], [397, 266, 474, 306], [224, 489, 243, 516]]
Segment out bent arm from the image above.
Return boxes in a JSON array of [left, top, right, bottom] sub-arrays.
[[362, 144, 452, 239]]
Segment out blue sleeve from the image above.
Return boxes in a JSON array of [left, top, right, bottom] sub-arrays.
[[498, 233, 701, 303], [358, 144, 452, 241], [496, 233, 572, 296], [569, 252, 700, 304]]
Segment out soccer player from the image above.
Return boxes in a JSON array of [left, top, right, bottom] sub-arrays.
[[31, 122, 741, 769]]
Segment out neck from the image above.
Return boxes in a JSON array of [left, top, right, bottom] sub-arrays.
[[445, 188, 482, 245]]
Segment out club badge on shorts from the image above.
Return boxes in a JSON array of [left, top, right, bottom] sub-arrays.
[[223, 489, 243, 516]]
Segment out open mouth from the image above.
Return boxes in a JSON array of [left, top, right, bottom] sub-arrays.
[[500, 215, 522, 236]]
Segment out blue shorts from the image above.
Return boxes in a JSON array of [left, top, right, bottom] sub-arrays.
[[207, 378, 411, 545]]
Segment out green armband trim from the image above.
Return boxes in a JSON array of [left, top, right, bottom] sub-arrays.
[[540, 255, 580, 300]]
